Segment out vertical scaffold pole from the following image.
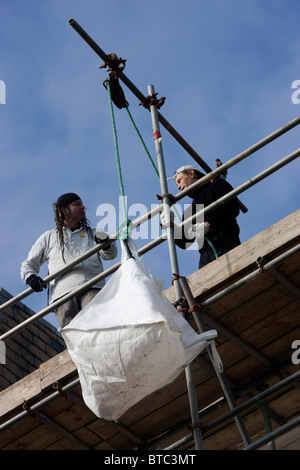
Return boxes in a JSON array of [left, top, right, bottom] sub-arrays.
[[148, 83, 203, 450], [178, 276, 252, 447]]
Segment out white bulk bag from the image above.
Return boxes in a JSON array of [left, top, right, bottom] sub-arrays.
[[61, 241, 217, 421]]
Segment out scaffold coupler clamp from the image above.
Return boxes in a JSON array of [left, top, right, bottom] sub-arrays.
[[52, 381, 68, 401], [256, 256, 266, 274], [101, 53, 129, 109], [214, 158, 228, 180], [139, 92, 166, 111], [100, 52, 127, 78], [23, 400, 35, 419], [156, 192, 175, 205]]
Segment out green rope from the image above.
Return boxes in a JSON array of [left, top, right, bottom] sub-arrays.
[[204, 236, 219, 259], [106, 81, 218, 259], [125, 103, 218, 258], [125, 105, 183, 219], [117, 219, 132, 241], [125, 106, 159, 178], [106, 78, 131, 240]]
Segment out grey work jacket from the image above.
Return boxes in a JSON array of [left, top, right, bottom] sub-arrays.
[[20, 226, 117, 303]]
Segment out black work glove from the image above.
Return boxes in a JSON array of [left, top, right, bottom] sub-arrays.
[[94, 231, 111, 251], [26, 274, 47, 292]]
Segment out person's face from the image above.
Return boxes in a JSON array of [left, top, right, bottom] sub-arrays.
[[62, 199, 86, 225], [176, 170, 197, 191]]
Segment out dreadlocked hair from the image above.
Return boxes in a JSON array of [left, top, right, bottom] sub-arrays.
[[53, 203, 93, 264]]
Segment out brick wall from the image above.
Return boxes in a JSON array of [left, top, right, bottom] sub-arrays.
[[0, 288, 66, 390]]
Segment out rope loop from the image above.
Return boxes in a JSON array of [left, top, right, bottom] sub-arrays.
[[104, 75, 128, 109], [117, 219, 132, 241]]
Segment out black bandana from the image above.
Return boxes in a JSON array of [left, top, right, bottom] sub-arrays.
[[56, 193, 81, 208]]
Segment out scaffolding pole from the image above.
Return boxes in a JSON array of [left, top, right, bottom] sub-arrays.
[[2, 366, 299, 449], [148, 83, 203, 450], [178, 276, 251, 447], [0, 127, 298, 317], [165, 369, 300, 450], [0, 20, 299, 451], [1, 148, 299, 343], [68, 19, 300, 216], [68, 18, 211, 175], [68, 18, 250, 213]]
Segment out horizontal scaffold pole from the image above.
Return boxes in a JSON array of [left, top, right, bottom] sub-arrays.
[[1, 147, 299, 342], [68, 19, 300, 212], [164, 369, 300, 450], [68, 19, 248, 214], [68, 19, 211, 173], [175, 147, 300, 226], [1, 116, 298, 316]]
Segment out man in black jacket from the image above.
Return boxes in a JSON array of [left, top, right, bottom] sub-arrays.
[[167, 165, 241, 268]]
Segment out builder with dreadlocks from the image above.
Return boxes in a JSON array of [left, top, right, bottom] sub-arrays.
[[21, 193, 117, 328]]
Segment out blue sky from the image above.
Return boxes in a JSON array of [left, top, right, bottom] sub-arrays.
[[1, 0, 299, 328]]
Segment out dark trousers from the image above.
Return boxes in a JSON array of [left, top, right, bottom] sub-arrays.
[[199, 232, 241, 269], [55, 288, 101, 328]]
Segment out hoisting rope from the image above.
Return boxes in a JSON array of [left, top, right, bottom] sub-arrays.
[[204, 237, 218, 259], [105, 76, 218, 260], [105, 78, 131, 241], [125, 106, 159, 178]]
